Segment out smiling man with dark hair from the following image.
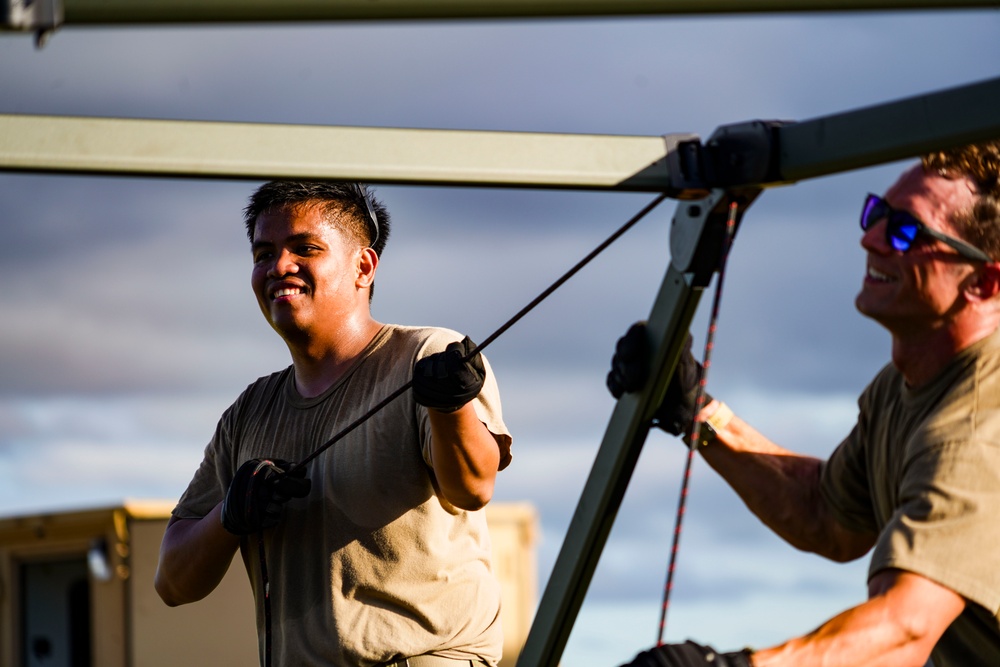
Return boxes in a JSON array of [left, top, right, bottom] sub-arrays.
[[155, 181, 512, 667]]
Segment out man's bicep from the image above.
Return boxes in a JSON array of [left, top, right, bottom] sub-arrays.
[[821, 503, 878, 562], [808, 462, 877, 562]]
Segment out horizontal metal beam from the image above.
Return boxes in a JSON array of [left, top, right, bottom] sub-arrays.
[[660, 75, 1000, 191], [777, 75, 1000, 183], [3, 77, 999, 192], [0, 114, 694, 191], [3, 0, 997, 29]]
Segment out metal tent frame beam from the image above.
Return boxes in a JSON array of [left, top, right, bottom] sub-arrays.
[[2, 0, 998, 29], [0, 115, 692, 191], [2, 76, 999, 192]]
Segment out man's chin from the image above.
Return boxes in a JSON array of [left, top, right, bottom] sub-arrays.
[[267, 313, 308, 338], [855, 292, 874, 318], [855, 294, 892, 328]]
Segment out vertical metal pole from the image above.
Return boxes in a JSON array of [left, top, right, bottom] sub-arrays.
[[517, 190, 749, 666]]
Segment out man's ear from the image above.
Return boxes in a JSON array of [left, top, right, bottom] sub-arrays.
[[356, 247, 378, 289], [965, 262, 1000, 302]]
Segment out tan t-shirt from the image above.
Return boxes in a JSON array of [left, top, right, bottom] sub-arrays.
[[174, 324, 512, 666], [821, 330, 1000, 666]]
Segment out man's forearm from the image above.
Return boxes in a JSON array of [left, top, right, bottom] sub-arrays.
[[154, 503, 242, 606], [752, 570, 964, 667], [697, 401, 875, 561], [427, 404, 500, 511]]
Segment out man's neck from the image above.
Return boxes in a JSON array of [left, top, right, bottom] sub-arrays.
[[892, 315, 999, 388], [287, 318, 383, 398]]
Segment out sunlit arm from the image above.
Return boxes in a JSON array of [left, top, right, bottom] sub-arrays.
[[697, 401, 876, 562], [752, 569, 965, 667], [154, 503, 242, 607], [426, 403, 501, 511]]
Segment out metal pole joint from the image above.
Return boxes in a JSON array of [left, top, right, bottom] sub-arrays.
[[3, 0, 63, 47], [669, 188, 760, 286], [667, 119, 788, 193]]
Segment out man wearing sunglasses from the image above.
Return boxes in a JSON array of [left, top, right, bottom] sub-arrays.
[[610, 140, 1000, 666], [155, 182, 512, 667]]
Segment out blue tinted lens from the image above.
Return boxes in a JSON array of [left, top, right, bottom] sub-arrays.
[[885, 219, 920, 252], [861, 194, 923, 253], [860, 195, 884, 231], [889, 216, 920, 252]]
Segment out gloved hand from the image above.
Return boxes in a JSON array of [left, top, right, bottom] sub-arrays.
[[412, 336, 486, 412], [654, 333, 711, 436], [621, 640, 753, 667], [221, 458, 311, 535], [606, 323, 711, 436], [607, 322, 650, 398]]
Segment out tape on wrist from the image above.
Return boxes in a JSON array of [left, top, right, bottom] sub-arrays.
[[695, 401, 733, 447]]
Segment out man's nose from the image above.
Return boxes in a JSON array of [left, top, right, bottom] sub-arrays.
[[268, 248, 298, 277], [861, 218, 891, 254]]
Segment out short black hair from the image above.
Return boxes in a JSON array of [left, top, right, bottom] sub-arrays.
[[243, 181, 390, 260], [243, 181, 391, 300]]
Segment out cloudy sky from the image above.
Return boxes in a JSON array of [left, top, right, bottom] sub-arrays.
[[2, 7, 1000, 665]]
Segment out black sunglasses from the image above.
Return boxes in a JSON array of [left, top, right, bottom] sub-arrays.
[[860, 193, 990, 263], [351, 183, 379, 247]]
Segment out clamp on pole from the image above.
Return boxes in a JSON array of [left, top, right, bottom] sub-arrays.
[[3, 0, 64, 47], [669, 187, 760, 287], [665, 119, 786, 283]]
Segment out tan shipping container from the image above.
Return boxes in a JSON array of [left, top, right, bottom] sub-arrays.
[[0, 500, 537, 667]]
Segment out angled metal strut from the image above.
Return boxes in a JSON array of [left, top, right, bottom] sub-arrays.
[[515, 186, 760, 666]]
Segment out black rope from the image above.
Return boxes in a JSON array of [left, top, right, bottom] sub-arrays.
[[258, 531, 273, 667], [657, 200, 739, 645], [289, 192, 668, 473]]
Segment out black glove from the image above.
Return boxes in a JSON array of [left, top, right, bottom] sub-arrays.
[[621, 640, 753, 667], [221, 458, 311, 535], [607, 322, 650, 399], [412, 336, 486, 412], [654, 333, 711, 436], [606, 323, 711, 436]]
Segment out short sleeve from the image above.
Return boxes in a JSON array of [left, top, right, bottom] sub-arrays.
[[413, 329, 512, 472], [821, 423, 879, 535], [870, 435, 1000, 614], [172, 406, 237, 520]]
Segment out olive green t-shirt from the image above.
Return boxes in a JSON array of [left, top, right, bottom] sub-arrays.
[[821, 330, 1000, 666], [174, 324, 512, 667]]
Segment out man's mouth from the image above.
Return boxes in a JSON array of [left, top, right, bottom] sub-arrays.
[[271, 286, 304, 299], [867, 266, 896, 283]]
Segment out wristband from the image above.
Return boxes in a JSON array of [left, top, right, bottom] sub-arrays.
[[694, 401, 733, 447]]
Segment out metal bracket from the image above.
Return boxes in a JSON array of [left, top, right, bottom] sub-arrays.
[[3, 0, 63, 47], [670, 187, 762, 286], [667, 120, 788, 192]]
